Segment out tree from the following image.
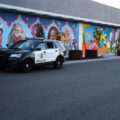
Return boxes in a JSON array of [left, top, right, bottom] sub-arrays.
[[93, 27, 102, 49], [35, 24, 45, 38]]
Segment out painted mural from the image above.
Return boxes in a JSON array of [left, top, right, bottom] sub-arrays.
[[0, 12, 79, 57], [82, 24, 120, 54], [1, 11, 120, 57]]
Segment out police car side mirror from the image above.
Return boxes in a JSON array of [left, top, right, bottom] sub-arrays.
[[6, 44, 9, 48]]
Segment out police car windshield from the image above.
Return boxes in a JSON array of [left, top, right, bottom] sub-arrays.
[[10, 40, 39, 50]]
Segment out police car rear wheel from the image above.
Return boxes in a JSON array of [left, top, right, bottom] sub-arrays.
[[54, 57, 63, 69], [22, 60, 33, 72]]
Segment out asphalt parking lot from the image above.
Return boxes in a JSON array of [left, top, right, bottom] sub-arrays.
[[1, 58, 120, 120]]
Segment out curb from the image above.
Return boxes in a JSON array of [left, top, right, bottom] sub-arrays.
[[64, 56, 120, 65]]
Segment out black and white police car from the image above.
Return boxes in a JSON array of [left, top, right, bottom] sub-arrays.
[[0, 38, 66, 72]]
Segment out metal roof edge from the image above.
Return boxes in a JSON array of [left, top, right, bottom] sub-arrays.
[[0, 3, 120, 27]]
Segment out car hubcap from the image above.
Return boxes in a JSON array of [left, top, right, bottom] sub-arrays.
[[57, 61, 61, 67], [26, 64, 29, 68]]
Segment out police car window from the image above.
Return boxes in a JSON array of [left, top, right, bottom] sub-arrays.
[[37, 43, 46, 50], [12, 40, 38, 50], [53, 42, 57, 48], [9, 40, 25, 49], [55, 41, 64, 50], [47, 42, 54, 49]]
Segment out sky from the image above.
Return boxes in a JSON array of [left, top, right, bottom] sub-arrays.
[[91, 0, 120, 9]]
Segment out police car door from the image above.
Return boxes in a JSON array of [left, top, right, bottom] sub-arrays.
[[34, 42, 47, 64], [46, 42, 59, 62]]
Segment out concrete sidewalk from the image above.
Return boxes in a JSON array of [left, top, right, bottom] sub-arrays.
[[65, 54, 120, 65]]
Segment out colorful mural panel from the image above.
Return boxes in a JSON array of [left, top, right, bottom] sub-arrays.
[[1, 11, 119, 57], [83, 24, 120, 54], [0, 12, 79, 57]]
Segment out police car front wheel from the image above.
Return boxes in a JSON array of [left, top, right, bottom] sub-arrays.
[[22, 59, 33, 72], [54, 57, 63, 69]]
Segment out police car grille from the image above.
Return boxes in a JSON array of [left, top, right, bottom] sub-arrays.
[[0, 54, 9, 64], [9, 60, 19, 65], [0, 55, 6, 65]]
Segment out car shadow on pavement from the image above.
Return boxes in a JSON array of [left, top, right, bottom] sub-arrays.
[[0, 65, 67, 74]]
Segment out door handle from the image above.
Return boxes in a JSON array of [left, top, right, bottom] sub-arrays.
[[55, 50, 58, 52], [44, 51, 46, 53]]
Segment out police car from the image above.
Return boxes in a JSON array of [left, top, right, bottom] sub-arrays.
[[0, 38, 66, 72]]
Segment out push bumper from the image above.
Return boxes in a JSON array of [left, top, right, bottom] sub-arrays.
[[0, 56, 22, 69]]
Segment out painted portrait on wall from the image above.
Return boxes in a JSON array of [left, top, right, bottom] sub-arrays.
[[31, 23, 45, 38], [0, 12, 77, 57], [47, 26, 59, 40], [0, 22, 3, 49], [7, 23, 26, 46]]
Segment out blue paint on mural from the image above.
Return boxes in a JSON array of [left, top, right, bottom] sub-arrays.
[[0, 12, 18, 27], [21, 15, 37, 28], [83, 24, 120, 53], [40, 18, 53, 30], [0, 12, 79, 57]]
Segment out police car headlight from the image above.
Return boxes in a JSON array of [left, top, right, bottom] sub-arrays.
[[10, 54, 22, 58]]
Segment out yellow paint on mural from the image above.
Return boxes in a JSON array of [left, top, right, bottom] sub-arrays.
[[100, 35, 106, 42], [82, 24, 90, 33], [82, 24, 91, 53], [85, 32, 91, 38], [61, 37, 72, 40], [60, 28, 72, 41], [117, 40, 119, 44]]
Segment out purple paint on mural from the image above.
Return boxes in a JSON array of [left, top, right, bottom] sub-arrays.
[[0, 12, 18, 27], [55, 20, 66, 30], [40, 18, 52, 30], [21, 15, 37, 29]]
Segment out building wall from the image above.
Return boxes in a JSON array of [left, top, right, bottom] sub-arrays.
[[0, 0, 120, 24], [0, 12, 79, 57], [82, 24, 120, 54], [0, 12, 120, 56], [0, 11, 120, 57]]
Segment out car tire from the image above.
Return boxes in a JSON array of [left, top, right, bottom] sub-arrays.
[[54, 57, 63, 69], [22, 59, 33, 73]]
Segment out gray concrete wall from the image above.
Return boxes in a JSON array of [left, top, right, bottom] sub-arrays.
[[0, 0, 120, 24]]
